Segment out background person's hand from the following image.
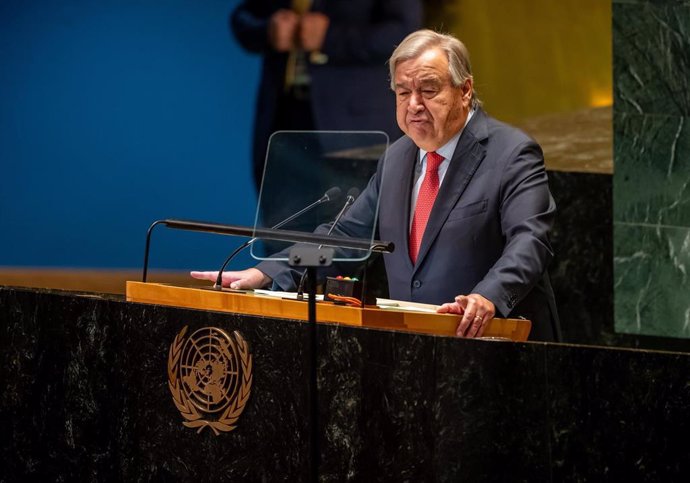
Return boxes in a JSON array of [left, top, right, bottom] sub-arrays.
[[269, 9, 300, 52], [299, 12, 329, 51], [190, 268, 272, 290], [437, 293, 496, 338]]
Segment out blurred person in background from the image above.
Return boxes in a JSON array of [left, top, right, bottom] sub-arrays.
[[231, 0, 423, 191]]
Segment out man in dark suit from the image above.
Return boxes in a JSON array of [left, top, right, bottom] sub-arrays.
[[194, 29, 560, 341], [231, 0, 423, 191]]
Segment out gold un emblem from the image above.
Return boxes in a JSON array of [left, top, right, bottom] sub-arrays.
[[168, 326, 252, 435]]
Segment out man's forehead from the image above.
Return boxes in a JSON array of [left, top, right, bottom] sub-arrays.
[[395, 67, 448, 87], [395, 48, 449, 79]]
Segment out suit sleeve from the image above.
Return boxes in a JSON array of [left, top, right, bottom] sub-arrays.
[[319, 0, 423, 65], [471, 141, 556, 318], [230, 1, 276, 53]]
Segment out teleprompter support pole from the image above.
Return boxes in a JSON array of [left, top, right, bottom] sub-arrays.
[[288, 245, 334, 483]]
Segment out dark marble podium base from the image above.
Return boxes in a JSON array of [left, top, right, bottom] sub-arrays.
[[1, 287, 688, 481]]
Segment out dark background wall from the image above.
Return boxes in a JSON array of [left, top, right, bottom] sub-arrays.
[[0, 0, 259, 270]]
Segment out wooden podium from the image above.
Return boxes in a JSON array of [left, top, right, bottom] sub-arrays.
[[126, 281, 531, 341]]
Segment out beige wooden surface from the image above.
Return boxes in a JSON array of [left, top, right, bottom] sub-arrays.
[[126, 281, 531, 341]]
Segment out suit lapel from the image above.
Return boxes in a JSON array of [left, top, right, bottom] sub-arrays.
[[413, 110, 489, 270], [383, 139, 418, 271]]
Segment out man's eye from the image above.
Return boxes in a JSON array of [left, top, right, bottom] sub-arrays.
[[422, 89, 437, 97], [397, 90, 411, 97]]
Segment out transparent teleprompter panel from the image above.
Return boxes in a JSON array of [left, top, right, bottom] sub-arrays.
[[251, 131, 389, 262]]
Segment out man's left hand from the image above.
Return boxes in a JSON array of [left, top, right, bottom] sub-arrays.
[[437, 294, 496, 338]]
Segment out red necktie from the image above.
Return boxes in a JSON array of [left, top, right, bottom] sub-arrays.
[[409, 151, 444, 264]]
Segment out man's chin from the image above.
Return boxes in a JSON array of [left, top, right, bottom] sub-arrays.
[[406, 129, 436, 151], [405, 124, 426, 137]]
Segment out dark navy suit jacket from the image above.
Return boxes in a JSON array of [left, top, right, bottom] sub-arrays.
[[260, 109, 561, 341], [231, 0, 423, 184]]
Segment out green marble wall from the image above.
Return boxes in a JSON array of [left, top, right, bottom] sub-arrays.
[[614, 0, 690, 338]]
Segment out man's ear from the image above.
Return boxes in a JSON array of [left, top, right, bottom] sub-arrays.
[[462, 78, 473, 101]]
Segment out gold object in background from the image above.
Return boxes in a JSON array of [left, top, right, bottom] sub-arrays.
[[426, 0, 611, 123], [291, 0, 311, 13], [168, 326, 253, 435], [285, 0, 314, 89], [425, 0, 612, 173]]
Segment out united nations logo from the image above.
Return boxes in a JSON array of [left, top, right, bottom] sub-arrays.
[[167, 326, 252, 435]]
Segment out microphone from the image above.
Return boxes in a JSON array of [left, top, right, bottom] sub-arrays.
[[323, 187, 359, 241], [296, 187, 360, 300], [213, 186, 342, 289], [331, 187, 359, 230]]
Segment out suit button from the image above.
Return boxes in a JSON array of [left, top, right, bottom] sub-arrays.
[[412, 280, 422, 289]]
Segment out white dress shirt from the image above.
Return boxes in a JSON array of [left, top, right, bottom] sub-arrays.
[[409, 109, 475, 229]]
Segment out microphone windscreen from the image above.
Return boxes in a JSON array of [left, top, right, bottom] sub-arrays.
[[324, 186, 342, 201], [346, 187, 360, 200]]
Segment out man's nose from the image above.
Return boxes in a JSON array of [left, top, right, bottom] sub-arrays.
[[408, 92, 424, 112]]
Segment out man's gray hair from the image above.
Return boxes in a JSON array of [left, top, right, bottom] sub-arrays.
[[389, 29, 481, 108]]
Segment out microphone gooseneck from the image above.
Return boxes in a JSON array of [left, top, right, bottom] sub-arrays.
[[296, 187, 360, 299], [213, 186, 342, 289], [325, 187, 359, 239]]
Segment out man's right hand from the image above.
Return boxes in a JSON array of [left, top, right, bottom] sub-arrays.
[[190, 268, 272, 290], [268, 9, 299, 52]]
